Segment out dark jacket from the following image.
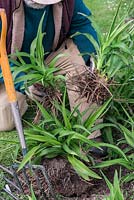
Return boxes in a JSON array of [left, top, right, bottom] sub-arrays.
[[0, 0, 75, 54]]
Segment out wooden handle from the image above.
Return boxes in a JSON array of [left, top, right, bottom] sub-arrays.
[[0, 9, 17, 102]]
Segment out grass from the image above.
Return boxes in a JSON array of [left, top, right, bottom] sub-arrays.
[[84, 0, 132, 32], [0, 131, 18, 165]]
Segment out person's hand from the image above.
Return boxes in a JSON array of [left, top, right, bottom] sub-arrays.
[[26, 84, 46, 102]]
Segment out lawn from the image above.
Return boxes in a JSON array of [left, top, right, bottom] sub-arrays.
[[0, 131, 18, 165], [84, 0, 132, 32]]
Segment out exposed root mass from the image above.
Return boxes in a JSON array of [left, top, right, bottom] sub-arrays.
[[67, 68, 112, 105]]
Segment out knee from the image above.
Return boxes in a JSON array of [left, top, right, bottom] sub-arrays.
[[0, 85, 28, 132]]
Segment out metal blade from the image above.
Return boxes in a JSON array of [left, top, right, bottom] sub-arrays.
[[10, 102, 27, 157]]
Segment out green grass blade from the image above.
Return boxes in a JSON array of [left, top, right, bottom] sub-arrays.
[[18, 146, 39, 171], [68, 155, 101, 180], [26, 135, 61, 145], [62, 89, 72, 129], [15, 74, 42, 84], [122, 173, 134, 183], [107, 0, 122, 39], [35, 101, 54, 121], [98, 142, 128, 160], [91, 123, 118, 132], [49, 54, 67, 68], [73, 124, 91, 135], [94, 158, 133, 170], [67, 132, 100, 149], [85, 98, 112, 129], [39, 146, 62, 157], [71, 32, 99, 53], [29, 185, 37, 200], [63, 143, 78, 156], [119, 124, 134, 148]]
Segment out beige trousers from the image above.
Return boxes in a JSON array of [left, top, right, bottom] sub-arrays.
[[46, 39, 101, 139], [0, 84, 28, 132]]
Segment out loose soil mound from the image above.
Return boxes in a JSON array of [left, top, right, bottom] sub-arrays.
[[9, 156, 134, 199], [42, 157, 92, 197]]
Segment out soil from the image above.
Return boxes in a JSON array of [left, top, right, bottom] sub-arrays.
[[42, 157, 134, 200], [15, 156, 134, 200]]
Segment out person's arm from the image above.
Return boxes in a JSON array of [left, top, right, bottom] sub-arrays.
[[69, 0, 98, 64]]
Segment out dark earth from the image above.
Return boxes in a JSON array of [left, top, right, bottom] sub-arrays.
[[17, 156, 134, 200], [41, 157, 134, 200]]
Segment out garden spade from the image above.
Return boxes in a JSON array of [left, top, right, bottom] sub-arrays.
[[0, 8, 55, 199], [0, 9, 27, 157]]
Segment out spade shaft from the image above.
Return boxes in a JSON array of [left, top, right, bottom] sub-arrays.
[[0, 8, 27, 156]]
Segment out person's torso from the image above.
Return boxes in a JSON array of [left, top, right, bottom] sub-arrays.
[[21, 3, 55, 61], [0, 0, 75, 54]]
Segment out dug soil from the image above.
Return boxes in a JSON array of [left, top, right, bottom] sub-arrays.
[[41, 157, 134, 200], [17, 156, 134, 200]]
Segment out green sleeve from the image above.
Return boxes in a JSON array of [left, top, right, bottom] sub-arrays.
[[69, 0, 98, 63]]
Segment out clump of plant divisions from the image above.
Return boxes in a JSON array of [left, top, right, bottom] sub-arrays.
[[70, 0, 134, 105], [67, 68, 112, 105], [15, 91, 129, 197], [10, 12, 65, 121]]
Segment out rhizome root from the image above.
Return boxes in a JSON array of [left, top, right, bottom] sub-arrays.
[[67, 68, 112, 105]]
